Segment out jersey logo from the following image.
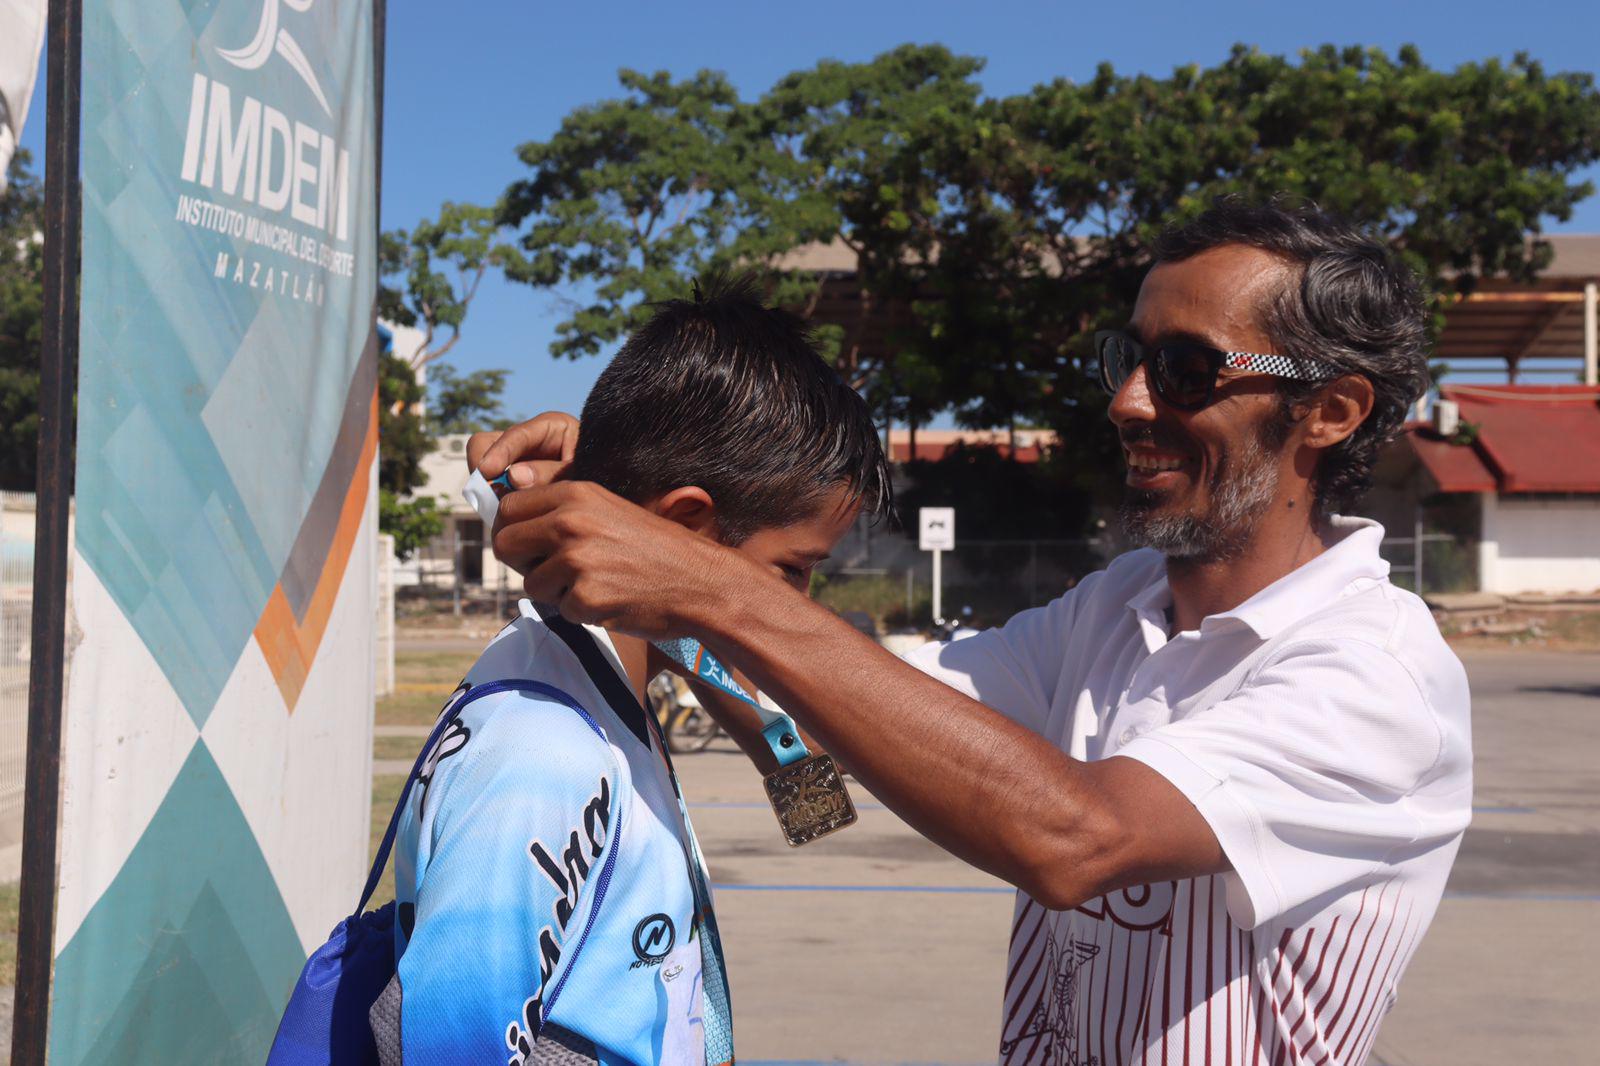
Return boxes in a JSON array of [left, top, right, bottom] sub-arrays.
[[631, 914, 676, 968], [1000, 927, 1100, 1065], [505, 775, 612, 1063], [1074, 880, 1175, 934]]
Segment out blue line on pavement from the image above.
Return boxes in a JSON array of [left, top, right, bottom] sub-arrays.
[[712, 882, 1011, 895], [1471, 805, 1536, 814], [693, 801, 889, 811], [714, 884, 1600, 902], [1443, 891, 1600, 902]]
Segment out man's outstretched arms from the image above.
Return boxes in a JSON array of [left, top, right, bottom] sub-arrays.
[[481, 458, 1228, 912]]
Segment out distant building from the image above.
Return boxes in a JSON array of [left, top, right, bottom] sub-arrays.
[[1372, 385, 1600, 596], [887, 428, 1058, 463], [394, 433, 515, 591]]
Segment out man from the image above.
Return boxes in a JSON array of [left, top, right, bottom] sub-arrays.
[[474, 200, 1472, 1065], [379, 277, 890, 1064]]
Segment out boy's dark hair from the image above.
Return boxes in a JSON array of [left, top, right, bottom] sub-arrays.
[[1152, 196, 1431, 517], [569, 274, 893, 544]]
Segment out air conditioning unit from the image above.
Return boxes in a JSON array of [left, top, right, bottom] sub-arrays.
[[1434, 399, 1460, 437]]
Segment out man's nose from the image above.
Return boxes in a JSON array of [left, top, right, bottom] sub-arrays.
[[1107, 362, 1158, 428]]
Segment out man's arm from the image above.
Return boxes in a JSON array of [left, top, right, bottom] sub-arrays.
[[493, 480, 1226, 910]]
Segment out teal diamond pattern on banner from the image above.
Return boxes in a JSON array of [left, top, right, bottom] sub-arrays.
[[50, 741, 306, 1065]]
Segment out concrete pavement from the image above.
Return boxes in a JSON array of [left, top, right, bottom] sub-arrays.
[[664, 646, 1600, 1065]]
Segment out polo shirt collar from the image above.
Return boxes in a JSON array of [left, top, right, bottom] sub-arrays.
[[1123, 516, 1390, 642], [1216, 516, 1389, 638]]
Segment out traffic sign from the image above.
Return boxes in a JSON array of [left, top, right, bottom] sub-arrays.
[[919, 507, 956, 551]]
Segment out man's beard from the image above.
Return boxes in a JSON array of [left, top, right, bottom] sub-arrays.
[[1119, 420, 1283, 563]]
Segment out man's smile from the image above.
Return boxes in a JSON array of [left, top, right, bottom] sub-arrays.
[[1124, 447, 1194, 489]]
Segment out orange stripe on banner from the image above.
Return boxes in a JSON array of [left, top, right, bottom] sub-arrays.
[[254, 391, 379, 711]]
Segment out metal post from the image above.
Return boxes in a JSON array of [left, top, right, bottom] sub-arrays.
[[451, 522, 461, 617], [1584, 281, 1597, 387], [931, 548, 942, 624], [496, 559, 507, 619], [1414, 510, 1425, 597], [14, 2, 83, 1062]]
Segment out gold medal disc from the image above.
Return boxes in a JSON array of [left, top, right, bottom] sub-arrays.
[[762, 753, 857, 847]]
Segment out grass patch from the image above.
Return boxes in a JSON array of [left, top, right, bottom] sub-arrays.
[[374, 734, 426, 762], [377, 650, 480, 727], [1546, 611, 1600, 648], [369, 775, 407, 905], [0, 881, 16, 985]]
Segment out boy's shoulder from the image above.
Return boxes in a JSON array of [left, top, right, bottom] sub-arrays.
[[415, 611, 627, 814]]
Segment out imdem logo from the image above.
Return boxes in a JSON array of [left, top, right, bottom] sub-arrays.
[[218, 0, 332, 117], [177, 0, 352, 242]]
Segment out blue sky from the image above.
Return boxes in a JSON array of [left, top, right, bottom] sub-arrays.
[[20, 0, 1600, 423]]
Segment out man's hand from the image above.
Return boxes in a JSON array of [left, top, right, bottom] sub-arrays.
[[466, 412, 580, 491], [491, 481, 767, 641]]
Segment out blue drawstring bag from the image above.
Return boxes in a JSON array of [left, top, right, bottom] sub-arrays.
[[267, 700, 464, 1066]]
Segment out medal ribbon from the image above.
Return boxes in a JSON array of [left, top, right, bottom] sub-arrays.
[[468, 469, 810, 769], [653, 638, 808, 768]]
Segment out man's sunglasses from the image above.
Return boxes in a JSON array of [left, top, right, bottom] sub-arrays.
[[1095, 329, 1335, 411]]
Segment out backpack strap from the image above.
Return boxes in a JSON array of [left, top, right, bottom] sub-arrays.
[[355, 678, 622, 916]]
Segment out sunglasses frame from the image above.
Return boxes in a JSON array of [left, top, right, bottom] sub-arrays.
[[1094, 330, 1335, 412]]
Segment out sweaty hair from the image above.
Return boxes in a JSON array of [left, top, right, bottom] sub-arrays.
[[568, 274, 894, 544], [1152, 197, 1431, 517]]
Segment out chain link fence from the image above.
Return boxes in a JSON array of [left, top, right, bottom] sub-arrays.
[[817, 526, 1115, 632]]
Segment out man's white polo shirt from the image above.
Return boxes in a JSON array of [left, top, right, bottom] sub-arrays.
[[907, 517, 1471, 1066]]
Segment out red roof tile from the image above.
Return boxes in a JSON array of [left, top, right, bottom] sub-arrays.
[[1417, 385, 1600, 494]]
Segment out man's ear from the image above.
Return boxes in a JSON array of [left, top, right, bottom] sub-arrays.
[[650, 486, 720, 537], [1301, 375, 1375, 451]]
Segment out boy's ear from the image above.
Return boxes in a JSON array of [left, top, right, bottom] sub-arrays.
[[651, 486, 720, 537]]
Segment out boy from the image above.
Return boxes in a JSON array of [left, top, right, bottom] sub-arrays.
[[372, 278, 893, 1065]]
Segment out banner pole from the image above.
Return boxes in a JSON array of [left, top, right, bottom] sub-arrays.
[[13, 0, 83, 1062]]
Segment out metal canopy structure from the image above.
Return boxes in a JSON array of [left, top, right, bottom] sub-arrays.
[[1433, 234, 1600, 384]]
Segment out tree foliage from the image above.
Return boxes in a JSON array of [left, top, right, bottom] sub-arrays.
[[496, 44, 1600, 524], [428, 362, 513, 435], [377, 347, 442, 558], [0, 150, 43, 492], [378, 201, 517, 371]]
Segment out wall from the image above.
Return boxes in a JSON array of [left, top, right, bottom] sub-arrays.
[[1479, 493, 1600, 594]]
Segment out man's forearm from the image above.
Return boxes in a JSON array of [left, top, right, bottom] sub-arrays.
[[683, 561, 1129, 907]]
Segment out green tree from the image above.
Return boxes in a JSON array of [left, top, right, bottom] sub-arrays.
[[496, 47, 1600, 476], [428, 362, 512, 435], [377, 348, 442, 559], [496, 43, 981, 404], [376, 205, 517, 556], [0, 150, 43, 492], [379, 202, 517, 372]]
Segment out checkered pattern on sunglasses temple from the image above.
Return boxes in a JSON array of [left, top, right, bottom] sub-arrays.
[[1221, 351, 1337, 383]]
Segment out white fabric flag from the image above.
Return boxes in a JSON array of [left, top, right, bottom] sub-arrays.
[[0, 0, 48, 190]]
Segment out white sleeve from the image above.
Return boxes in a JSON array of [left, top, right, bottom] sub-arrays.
[[903, 589, 1082, 736], [1116, 637, 1470, 929]]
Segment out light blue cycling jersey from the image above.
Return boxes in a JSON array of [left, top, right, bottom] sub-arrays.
[[372, 600, 731, 1065]]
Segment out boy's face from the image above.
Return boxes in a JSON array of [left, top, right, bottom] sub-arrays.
[[730, 484, 861, 593]]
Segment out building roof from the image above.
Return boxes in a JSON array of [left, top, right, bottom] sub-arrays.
[[1407, 384, 1600, 494], [887, 428, 1057, 464]]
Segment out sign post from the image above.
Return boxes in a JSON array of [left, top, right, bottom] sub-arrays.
[[918, 507, 956, 624]]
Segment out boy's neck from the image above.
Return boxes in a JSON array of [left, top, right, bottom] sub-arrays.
[[605, 628, 653, 705]]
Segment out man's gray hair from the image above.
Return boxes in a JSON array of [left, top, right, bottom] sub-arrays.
[[1152, 197, 1431, 516]]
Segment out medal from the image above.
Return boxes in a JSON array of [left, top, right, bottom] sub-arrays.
[[763, 751, 857, 846], [655, 636, 857, 847]]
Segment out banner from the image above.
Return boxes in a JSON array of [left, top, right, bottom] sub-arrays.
[[53, 0, 378, 1060], [0, 0, 48, 187]]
